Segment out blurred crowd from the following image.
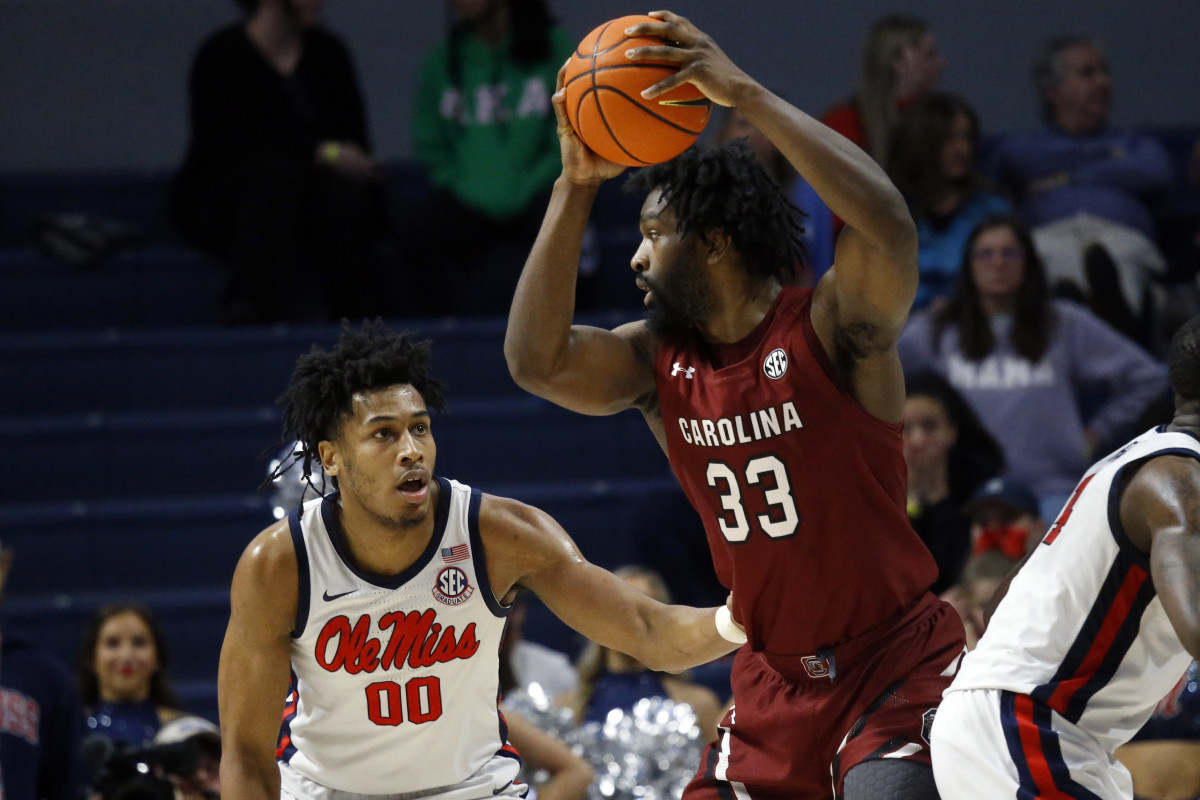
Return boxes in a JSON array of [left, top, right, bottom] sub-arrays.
[[4, 2, 1199, 800]]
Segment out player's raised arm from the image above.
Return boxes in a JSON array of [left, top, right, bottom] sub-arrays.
[[1123, 456, 1200, 659], [505, 64, 657, 417], [629, 10, 917, 347], [482, 496, 742, 672], [219, 524, 299, 800]]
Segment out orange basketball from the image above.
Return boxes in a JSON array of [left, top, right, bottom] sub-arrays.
[[563, 14, 712, 167]]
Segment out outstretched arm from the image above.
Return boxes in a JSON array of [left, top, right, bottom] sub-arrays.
[[483, 496, 741, 673], [505, 65, 657, 417], [1122, 456, 1200, 658], [219, 524, 298, 800]]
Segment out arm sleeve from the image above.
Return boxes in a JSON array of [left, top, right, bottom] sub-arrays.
[[1064, 304, 1169, 440]]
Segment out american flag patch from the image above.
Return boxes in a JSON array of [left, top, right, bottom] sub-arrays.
[[441, 544, 469, 562]]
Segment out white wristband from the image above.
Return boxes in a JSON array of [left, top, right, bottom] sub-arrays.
[[715, 605, 747, 644]]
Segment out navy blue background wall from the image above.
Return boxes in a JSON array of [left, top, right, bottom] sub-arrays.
[[1, 0, 1197, 172]]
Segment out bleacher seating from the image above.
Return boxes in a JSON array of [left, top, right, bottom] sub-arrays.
[[4, 132, 1193, 726], [0, 160, 676, 726]]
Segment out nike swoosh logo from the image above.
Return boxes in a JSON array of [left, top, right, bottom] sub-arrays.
[[493, 781, 514, 796], [322, 589, 357, 602]]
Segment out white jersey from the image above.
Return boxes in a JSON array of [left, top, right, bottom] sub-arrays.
[[949, 426, 1198, 750], [278, 478, 522, 798]]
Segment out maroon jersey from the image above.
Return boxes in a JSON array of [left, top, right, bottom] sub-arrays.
[[655, 287, 937, 662]]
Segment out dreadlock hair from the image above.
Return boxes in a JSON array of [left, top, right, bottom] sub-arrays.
[[446, 0, 556, 90], [1168, 314, 1200, 402], [276, 320, 448, 487], [624, 140, 805, 281], [932, 213, 1055, 362]]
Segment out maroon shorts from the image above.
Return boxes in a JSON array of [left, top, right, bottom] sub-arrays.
[[682, 592, 966, 800]]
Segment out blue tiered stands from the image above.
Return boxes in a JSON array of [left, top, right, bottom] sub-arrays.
[[0, 164, 676, 724]]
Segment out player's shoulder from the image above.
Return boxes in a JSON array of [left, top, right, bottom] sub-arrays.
[[234, 517, 299, 586], [613, 318, 660, 357], [1125, 449, 1200, 495], [1118, 447, 1200, 536], [477, 494, 577, 562], [477, 493, 555, 540]]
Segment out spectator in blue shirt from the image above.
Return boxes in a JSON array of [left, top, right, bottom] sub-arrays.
[[887, 93, 1011, 311], [899, 213, 1168, 521], [990, 36, 1173, 340]]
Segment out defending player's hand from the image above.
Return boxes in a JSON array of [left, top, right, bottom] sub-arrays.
[[552, 62, 626, 185], [625, 10, 757, 109]]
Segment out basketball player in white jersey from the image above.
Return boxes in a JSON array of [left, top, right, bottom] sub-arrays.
[[931, 315, 1200, 800], [218, 321, 746, 800]]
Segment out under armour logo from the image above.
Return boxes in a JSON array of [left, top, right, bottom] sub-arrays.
[[671, 362, 695, 379]]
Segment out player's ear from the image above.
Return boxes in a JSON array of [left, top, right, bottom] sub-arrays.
[[704, 228, 731, 264], [318, 440, 340, 476]]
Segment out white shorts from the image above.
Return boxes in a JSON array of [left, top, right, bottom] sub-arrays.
[[931, 688, 1133, 800], [279, 756, 529, 800]]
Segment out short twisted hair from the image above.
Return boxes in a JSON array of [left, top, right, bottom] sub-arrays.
[[1168, 314, 1200, 402], [624, 140, 805, 281], [277, 320, 447, 483]]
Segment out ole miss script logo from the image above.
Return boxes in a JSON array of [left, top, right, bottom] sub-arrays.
[[433, 566, 474, 606]]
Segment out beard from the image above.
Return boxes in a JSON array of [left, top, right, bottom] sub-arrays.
[[338, 462, 431, 531], [643, 252, 716, 335]]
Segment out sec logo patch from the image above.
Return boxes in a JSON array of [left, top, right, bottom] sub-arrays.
[[921, 708, 937, 745], [763, 348, 788, 380], [433, 566, 475, 606]]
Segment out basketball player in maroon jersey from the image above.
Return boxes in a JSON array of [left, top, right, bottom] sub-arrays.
[[505, 11, 966, 800]]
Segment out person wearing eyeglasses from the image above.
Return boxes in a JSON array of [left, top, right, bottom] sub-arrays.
[[898, 213, 1167, 522]]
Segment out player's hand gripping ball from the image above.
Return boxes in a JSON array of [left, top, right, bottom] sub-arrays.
[[563, 14, 712, 167]]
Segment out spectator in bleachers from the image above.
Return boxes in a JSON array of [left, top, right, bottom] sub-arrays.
[[171, 0, 386, 325], [495, 591, 593, 798], [820, 14, 944, 245], [887, 93, 1011, 311], [990, 36, 1174, 343], [963, 476, 1045, 561], [0, 538, 86, 800], [153, 716, 224, 800], [898, 213, 1168, 522], [940, 550, 1020, 652], [821, 15, 945, 167], [939, 477, 1044, 649], [568, 566, 723, 740], [78, 604, 185, 748], [500, 713, 593, 800], [500, 590, 579, 705], [903, 371, 1005, 595], [405, 0, 573, 316]]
